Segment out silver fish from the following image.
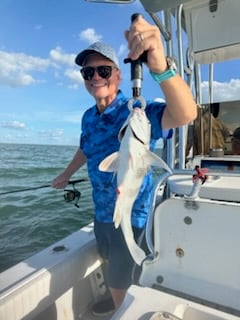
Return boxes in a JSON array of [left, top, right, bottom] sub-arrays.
[[99, 107, 171, 265]]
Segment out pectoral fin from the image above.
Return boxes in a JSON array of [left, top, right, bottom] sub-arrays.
[[145, 150, 172, 173], [98, 152, 119, 172]]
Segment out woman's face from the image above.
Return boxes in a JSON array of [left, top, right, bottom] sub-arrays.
[[81, 53, 121, 111]]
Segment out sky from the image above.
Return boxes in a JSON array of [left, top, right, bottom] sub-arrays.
[[0, 0, 240, 146]]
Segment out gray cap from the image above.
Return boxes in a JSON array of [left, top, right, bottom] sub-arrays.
[[75, 42, 119, 67]]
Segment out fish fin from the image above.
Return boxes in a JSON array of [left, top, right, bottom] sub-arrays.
[[98, 152, 119, 172], [113, 205, 122, 228], [128, 241, 146, 266], [145, 150, 172, 173]]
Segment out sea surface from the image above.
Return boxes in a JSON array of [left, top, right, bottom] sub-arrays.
[[0, 143, 163, 274], [0, 143, 94, 273]]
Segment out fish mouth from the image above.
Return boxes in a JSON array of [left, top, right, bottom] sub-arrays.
[[119, 125, 145, 144], [131, 128, 145, 144]]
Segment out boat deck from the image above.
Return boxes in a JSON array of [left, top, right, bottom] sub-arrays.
[[111, 285, 240, 320], [82, 310, 113, 320]]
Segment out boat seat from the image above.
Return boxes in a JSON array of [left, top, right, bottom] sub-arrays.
[[139, 197, 240, 314]]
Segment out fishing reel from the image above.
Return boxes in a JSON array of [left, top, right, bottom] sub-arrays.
[[64, 184, 81, 208]]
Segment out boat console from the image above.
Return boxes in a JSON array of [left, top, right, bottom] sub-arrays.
[[168, 156, 240, 202], [197, 156, 240, 173]]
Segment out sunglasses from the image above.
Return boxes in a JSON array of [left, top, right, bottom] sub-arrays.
[[80, 65, 117, 81]]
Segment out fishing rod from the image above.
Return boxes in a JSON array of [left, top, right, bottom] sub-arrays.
[[0, 178, 88, 208], [0, 179, 87, 196]]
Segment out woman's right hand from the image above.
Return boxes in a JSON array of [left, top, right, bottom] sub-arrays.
[[52, 173, 71, 189]]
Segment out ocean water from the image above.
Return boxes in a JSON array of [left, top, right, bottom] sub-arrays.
[[0, 143, 163, 274], [0, 143, 94, 273]]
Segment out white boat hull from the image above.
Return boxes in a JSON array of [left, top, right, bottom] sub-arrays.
[[0, 223, 110, 320]]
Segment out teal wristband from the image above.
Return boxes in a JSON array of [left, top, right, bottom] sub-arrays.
[[150, 69, 176, 84]]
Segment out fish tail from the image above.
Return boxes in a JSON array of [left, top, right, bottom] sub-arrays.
[[126, 239, 146, 266], [120, 218, 146, 266]]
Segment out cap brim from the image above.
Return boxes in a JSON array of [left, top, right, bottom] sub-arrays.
[[75, 49, 98, 66]]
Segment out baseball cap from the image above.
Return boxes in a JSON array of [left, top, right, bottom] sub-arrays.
[[233, 127, 240, 139], [75, 42, 119, 67]]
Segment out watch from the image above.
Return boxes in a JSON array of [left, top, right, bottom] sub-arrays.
[[150, 57, 177, 84]]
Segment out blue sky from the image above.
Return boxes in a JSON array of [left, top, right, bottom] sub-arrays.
[[0, 0, 240, 146]]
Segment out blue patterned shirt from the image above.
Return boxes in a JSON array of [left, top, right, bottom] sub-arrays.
[[80, 90, 172, 228]]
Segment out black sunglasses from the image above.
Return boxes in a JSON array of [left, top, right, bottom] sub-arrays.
[[80, 65, 117, 81]]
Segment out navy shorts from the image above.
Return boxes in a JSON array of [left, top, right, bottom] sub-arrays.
[[94, 219, 144, 290]]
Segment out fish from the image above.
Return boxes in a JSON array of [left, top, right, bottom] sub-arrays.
[[99, 107, 172, 265]]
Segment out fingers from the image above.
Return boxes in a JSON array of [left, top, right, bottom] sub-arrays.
[[52, 176, 69, 189], [125, 15, 166, 72], [125, 16, 158, 57], [128, 29, 159, 61]]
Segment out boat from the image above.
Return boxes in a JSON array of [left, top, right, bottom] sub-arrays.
[[1, 0, 240, 319]]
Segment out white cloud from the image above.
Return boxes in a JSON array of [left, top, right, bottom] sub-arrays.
[[0, 48, 83, 88], [1, 121, 26, 129], [38, 128, 64, 138], [49, 46, 76, 67], [3, 73, 37, 87], [154, 97, 166, 103], [201, 79, 240, 103], [68, 83, 80, 90], [0, 50, 50, 87], [64, 68, 83, 84], [79, 28, 102, 43], [0, 51, 49, 72], [118, 43, 127, 57], [0, 35, 125, 89]]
